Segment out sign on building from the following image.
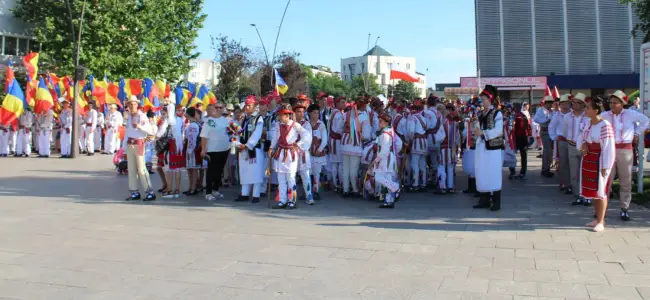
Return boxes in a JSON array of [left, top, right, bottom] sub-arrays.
[[460, 76, 547, 90]]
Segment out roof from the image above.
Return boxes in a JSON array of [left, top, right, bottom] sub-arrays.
[[363, 45, 392, 57]]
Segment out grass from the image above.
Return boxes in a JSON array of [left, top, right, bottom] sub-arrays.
[[610, 176, 650, 207]]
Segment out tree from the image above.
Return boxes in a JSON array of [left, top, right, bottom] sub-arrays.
[[13, 0, 206, 80], [620, 0, 650, 42], [307, 72, 349, 100], [213, 35, 254, 103], [259, 52, 307, 97], [388, 80, 419, 100], [348, 74, 383, 98]]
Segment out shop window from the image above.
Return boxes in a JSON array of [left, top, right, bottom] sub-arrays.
[[4, 36, 17, 56]]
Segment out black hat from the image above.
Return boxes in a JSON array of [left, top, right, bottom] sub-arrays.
[[480, 85, 498, 101]]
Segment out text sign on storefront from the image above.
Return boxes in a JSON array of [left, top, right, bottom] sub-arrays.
[[460, 76, 547, 90]]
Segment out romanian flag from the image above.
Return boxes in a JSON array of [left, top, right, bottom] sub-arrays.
[[25, 77, 36, 108], [22, 52, 39, 82], [117, 78, 128, 104], [34, 77, 54, 114], [187, 84, 206, 108], [206, 91, 217, 106], [155, 79, 170, 98], [4, 60, 14, 93], [106, 82, 121, 108], [274, 69, 288, 95], [68, 78, 88, 113], [0, 77, 25, 128], [142, 78, 160, 112], [91, 76, 108, 106], [128, 79, 142, 97], [174, 86, 190, 106]]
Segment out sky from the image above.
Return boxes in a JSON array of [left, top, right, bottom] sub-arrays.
[[195, 0, 477, 88]]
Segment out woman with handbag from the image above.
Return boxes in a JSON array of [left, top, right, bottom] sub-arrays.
[[154, 109, 170, 194]]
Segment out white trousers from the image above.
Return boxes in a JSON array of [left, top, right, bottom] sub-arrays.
[[241, 183, 261, 198], [60, 129, 72, 156], [411, 154, 427, 187], [9, 131, 16, 152], [33, 130, 39, 151], [94, 128, 102, 152], [38, 129, 51, 156], [330, 162, 342, 188], [298, 169, 313, 201], [104, 128, 119, 153], [312, 164, 323, 194], [277, 172, 297, 204], [437, 163, 455, 190], [0, 131, 9, 155], [342, 155, 360, 193], [84, 127, 95, 153], [16, 129, 31, 155]]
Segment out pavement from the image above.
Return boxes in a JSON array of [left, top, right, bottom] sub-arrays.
[[1, 152, 650, 300]]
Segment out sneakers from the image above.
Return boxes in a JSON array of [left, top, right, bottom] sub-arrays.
[[125, 192, 141, 201], [205, 194, 217, 201], [378, 202, 394, 209], [572, 197, 583, 206], [307, 200, 315, 205], [213, 191, 224, 199], [592, 223, 605, 232], [144, 192, 156, 202], [583, 199, 593, 207], [620, 209, 631, 221]]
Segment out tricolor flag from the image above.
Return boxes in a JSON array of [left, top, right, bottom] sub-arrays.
[[174, 86, 191, 107], [34, 77, 54, 114], [274, 69, 288, 95], [4, 60, 15, 94], [22, 52, 39, 82], [0, 76, 26, 128]]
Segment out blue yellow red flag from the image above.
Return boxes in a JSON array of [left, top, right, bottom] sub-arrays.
[[34, 78, 54, 114], [22, 52, 39, 82], [0, 78, 25, 128], [274, 69, 288, 95]]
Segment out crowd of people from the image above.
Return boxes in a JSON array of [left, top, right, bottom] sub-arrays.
[[1, 84, 648, 232]]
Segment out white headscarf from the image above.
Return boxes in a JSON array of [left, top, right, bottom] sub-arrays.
[[166, 104, 184, 153]]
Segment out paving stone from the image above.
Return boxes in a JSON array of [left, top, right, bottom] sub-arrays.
[[223, 261, 314, 279], [493, 257, 536, 270], [597, 252, 641, 264], [535, 259, 579, 271], [468, 267, 514, 280], [439, 278, 490, 293], [221, 274, 277, 290], [514, 269, 560, 283], [487, 280, 537, 296], [586, 285, 643, 300], [559, 271, 609, 285], [516, 249, 556, 259], [554, 250, 598, 261], [537, 283, 589, 298], [606, 274, 650, 288], [496, 240, 534, 249], [512, 297, 563, 300], [578, 261, 626, 274], [475, 248, 515, 259], [331, 249, 375, 260], [534, 242, 572, 251], [398, 243, 439, 254]]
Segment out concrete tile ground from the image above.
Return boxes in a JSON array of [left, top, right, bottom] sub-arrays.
[[1, 153, 650, 299]]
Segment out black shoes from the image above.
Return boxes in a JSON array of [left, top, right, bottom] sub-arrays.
[[463, 178, 477, 194], [621, 209, 631, 221], [234, 195, 248, 202], [272, 202, 296, 209], [473, 193, 491, 209], [490, 191, 501, 211], [125, 192, 141, 201], [144, 193, 156, 202], [572, 197, 583, 206], [251, 197, 260, 203], [378, 202, 394, 209]]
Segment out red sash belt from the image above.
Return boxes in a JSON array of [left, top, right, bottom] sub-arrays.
[[273, 144, 298, 163], [127, 138, 144, 145], [616, 143, 633, 150], [86, 123, 93, 126]]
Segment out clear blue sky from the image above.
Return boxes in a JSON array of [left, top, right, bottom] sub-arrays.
[[195, 0, 477, 88]]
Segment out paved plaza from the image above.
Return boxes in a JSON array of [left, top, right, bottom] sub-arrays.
[[1, 154, 650, 300]]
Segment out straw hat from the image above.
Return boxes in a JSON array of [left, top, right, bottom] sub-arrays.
[[610, 90, 628, 104], [559, 94, 572, 103], [126, 95, 139, 104], [573, 93, 587, 103]]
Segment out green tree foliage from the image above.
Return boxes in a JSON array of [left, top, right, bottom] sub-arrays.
[[307, 72, 349, 100], [13, 0, 206, 79], [213, 35, 254, 104], [388, 80, 419, 100], [620, 0, 650, 42], [259, 52, 307, 97], [349, 74, 383, 98]]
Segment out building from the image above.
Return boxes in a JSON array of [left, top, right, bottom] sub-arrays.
[[307, 65, 340, 78], [186, 58, 220, 87], [473, 0, 643, 101], [0, 0, 37, 63], [341, 46, 427, 98]]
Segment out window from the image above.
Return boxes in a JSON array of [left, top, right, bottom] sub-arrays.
[[4, 36, 17, 56], [348, 64, 356, 74], [387, 63, 393, 70], [17, 38, 28, 56], [29, 39, 40, 53], [406, 63, 411, 70], [345, 75, 348, 81], [361, 63, 365, 72]]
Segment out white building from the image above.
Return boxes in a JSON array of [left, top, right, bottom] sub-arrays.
[[340, 46, 427, 98], [307, 65, 340, 78], [0, 0, 37, 63], [186, 58, 220, 87]]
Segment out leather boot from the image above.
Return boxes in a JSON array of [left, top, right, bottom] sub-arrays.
[[490, 190, 501, 211], [463, 178, 476, 194], [473, 193, 490, 209]]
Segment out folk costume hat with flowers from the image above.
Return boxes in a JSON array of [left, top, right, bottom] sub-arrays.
[[245, 95, 258, 105], [610, 90, 629, 104], [480, 85, 498, 101], [559, 93, 573, 103]]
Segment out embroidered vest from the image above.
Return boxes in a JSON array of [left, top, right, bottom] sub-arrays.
[[479, 108, 505, 150]]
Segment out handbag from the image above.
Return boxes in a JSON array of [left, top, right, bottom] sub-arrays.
[[155, 126, 171, 155]]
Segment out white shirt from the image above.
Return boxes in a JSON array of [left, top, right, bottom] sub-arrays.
[[562, 111, 587, 142], [60, 109, 73, 129], [84, 109, 98, 128], [200, 116, 231, 152], [533, 108, 553, 127], [549, 111, 569, 140], [19, 111, 34, 128], [39, 110, 54, 129], [601, 109, 649, 144], [122, 111, 155, 146]]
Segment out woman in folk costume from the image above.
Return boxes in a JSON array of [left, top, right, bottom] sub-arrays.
[[602, 90, 649, 221], [434, 103, 460, 194], [269, 103, 311, 209], [364, 113, 401, 208], [406, 99, 428, 192], [577, 96, 615, 232], [473, 85, 505, 211], [308, 104, 328, 201], [462, 99, 481, 195], [340, 95, 372, 197], [292, 100, 314, 204], [162, 104, 186, 199], [235, 95, 266, 203], [183, 107, 203, 196], [328, 96, 346, 193], [425, 96, 442, 185]]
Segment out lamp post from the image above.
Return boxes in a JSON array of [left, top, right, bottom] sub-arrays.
[[251, 24, 272, 90], [64, 0, 87, 159], [270, 0, 291, 94]]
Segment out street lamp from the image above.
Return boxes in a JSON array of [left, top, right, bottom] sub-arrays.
[[270, 0, 291, 94], [64, 0, 87, 159], [250, 24, 270, 66]]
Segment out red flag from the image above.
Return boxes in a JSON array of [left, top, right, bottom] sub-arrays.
[[129, 79, 142, 96], [4, 63, 14, 93], [389, 70, 419, 83]]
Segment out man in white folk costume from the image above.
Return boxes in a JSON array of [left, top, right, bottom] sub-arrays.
[[258, 96, 274, 195], [292, 97, 314, 204], [374, 112, 402, 208], [406, 99, 429, 192], [308, 104, 328, 201], [0, 121, 9, 157], [104, 104, 123, 154], [424, 96, 442, 186], [83, 103, 98, 155], [340, 95, 372, 197], [123, 95, 157, 201], [270, 103, 311, 209], [8, 125, 17, 155], [37, 107, 54, 157], [16, 108, 34, 157], [551, 94, 573, 193], [328, 96, 346, 193], [473, 85, 505, 211], [534, 96, 555, 177], [392, 101, 410, 187], [235, 95, 265, 203], [601, 90, 649, 221], [59, 98, 73, 158], [95, 110, 105, 153], [434, 103, 460, 194], [562, 93, 590, 205]]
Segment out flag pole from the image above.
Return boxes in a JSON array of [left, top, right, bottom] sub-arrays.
[[271, 0, 291, 95]]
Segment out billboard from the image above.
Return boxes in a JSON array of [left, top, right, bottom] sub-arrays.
[[460, 76, 548, 90]]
